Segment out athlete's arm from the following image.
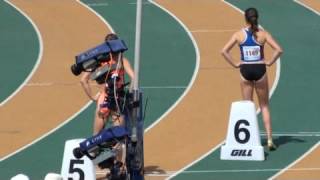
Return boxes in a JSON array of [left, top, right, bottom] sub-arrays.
[[221, 32, 240, 68], [80, 72, 96, 101], [123, 58, 135, 90], [265, 31, 283, 66]]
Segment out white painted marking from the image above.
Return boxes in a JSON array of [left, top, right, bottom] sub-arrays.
[[191, 29, 238, 33], [166, 142, 225, 179], [145, 0, 201, 133], [87, 3, 109, 7], [294, 0, 320, 16], [268, 141, 320, 179], [129, 2, 152, 5], [97, 166, 320, 175], [0, 0, 43, 106], [260, 131, 320, 137], [0, 101, 93, 162]]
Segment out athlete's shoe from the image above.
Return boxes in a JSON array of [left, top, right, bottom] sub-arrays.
[[267, 140, 277, 151]]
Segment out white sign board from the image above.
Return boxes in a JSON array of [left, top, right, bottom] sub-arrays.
[[220, 101, 264, 161], [61, 139, 96, 180]]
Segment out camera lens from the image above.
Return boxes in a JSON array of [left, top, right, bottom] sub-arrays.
[[73, 147, 84, 159], [70, 64, 83, 76]]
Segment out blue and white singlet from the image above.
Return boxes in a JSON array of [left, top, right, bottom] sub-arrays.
[[239, 28, 264, 62]]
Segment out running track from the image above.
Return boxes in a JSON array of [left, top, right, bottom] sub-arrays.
[[0, 0, 319, 180]]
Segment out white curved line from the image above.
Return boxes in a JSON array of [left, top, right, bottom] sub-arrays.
[[0, 0, 43, 107], [76, 0, 115, 33], [145, 0, 200, 133], [142, 166, 320, 175], [294, 0, 320, 16], [269, 1, 319, 178], [268, 141, 320, 180], [0, 0, 115, 162], [166, 141, 225, 180], [270, 60, 281, 98], [0, 101, 92, 162], [167, 1, 282, 179]]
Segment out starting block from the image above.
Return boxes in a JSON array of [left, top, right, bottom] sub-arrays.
[[220, 100, 264, 161]]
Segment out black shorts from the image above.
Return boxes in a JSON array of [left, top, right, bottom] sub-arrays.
[[240, 64, 266, 81]]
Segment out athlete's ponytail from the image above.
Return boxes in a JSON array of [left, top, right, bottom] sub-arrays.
[[105, 33, 119, 42], [245, 8, 259, 38]]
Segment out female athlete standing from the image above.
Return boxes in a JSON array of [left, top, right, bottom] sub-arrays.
[[221, 8, 283, 150], [81, 33, 134, 135]]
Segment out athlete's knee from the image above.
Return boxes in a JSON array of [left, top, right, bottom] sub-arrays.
[[258, 95, 269, 106], [111, 114, 123, 126], [259, 104, 270, 114]]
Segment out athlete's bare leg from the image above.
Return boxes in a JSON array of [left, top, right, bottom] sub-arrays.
[[255, 75, 276, 150], [94, 91, 108, 135], [93, 107, 108, 135], [240, 76, 254, 100]]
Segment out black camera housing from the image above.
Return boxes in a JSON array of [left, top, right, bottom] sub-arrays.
[[70, 39, 128, 76]]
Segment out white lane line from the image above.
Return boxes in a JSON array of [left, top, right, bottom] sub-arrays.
[[77, 0, 115, 33], [85, 2, 151, 6], [0, 101, 93, 162], [268, 141, 320, 180], [143, 1, 201, 177], [0, 0, 116, 162], [167, 168, 320, 174], [294, 0, 320, 16], [142, 86, 186, 89], [87, 3, 109, 7], [0, 0, 43, 107], [129, 2, 152, 5], [97, 167, 320, 175], [269, 60, 281, 98], [26, 82, 73, 86], [167, 1, 282, 179], [166, 142, 225, 180], [191, 29, 238, 33], [299, 131, 320, 134], [145, 0, 200, 133], [260, 133, 320, 137]]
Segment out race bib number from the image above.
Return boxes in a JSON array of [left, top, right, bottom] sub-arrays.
[[243, 46, 261, 61]]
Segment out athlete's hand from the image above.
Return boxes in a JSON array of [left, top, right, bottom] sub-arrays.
[[92, 92, 100, 102], [129, 82, 134, 92], [235, 62, 241, 68], [265, 61, 272, 66]]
